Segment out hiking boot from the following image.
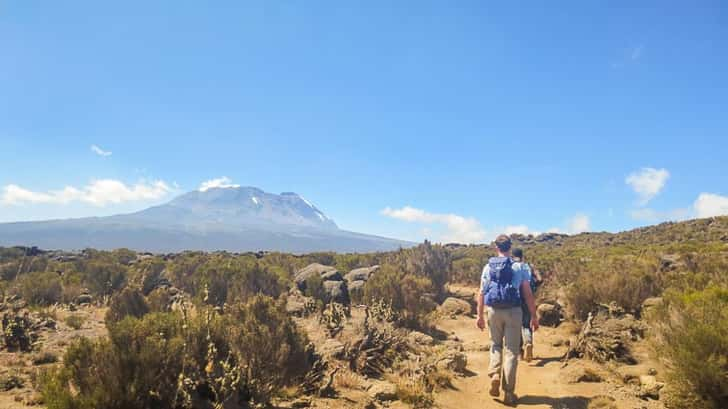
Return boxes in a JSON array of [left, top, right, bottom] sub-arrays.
[[525, 343, 533, 362], [504, 391, 518, 406], [489, 376, 500, 397]]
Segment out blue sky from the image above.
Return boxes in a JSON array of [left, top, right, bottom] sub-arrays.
[[1, 1, 727, 243]]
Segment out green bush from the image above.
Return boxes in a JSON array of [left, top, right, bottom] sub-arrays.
[[364, 265, 435, 327], [40, 296, 311, 409], [225, 295, 311, 403], [651, 286, 728, 409], [64, 314, 85, 330], [105, 288, 150, 323], [18, 271, 63, 306]]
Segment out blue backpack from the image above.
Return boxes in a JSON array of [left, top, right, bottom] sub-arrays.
[[484, 257, 521, 308]]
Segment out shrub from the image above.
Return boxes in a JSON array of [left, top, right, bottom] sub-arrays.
[[105, 288, 150, 323], [564, 256, 662, 320], [364, 265, 435, 327], [0, 373, 24, 391], [40, 296, 311, 409], [650, 286, 728, 409], [303, 273, 327, 305], [225, 295, 311, 403], [41, 314, 186, 409], [32, 351, 58, 365], [18, 271, 63, 306], [64, 314, 85, 330]]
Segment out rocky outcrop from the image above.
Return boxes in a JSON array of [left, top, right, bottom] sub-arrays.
[[294, 263, 340, 290], [322, 280, 349, 304], [439, 297, 473, 317], [563, 303, 648, 364], [344, 266, 379, 283], [537, 302, 562, 327]]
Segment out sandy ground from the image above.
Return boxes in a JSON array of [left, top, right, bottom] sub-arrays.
[[433, 313, 658, 409]]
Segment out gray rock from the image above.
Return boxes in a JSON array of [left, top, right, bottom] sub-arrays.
[[367, 380, 397, 401], [537, 303, 562, 327], [406, 331, 434, 347], [323, 280, 349, 304], [436, 351, 468, 373], [320, 269, 343, 282], [348, 280, 366, 301], [344, 266, 379, 282], [294, 263, 339, 290], [639, 375, 664, 399], [439, 297, 473, 316]]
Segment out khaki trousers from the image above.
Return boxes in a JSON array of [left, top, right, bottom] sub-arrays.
[[486, 306, 522, 393]]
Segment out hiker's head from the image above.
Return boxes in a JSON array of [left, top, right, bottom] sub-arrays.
[[495, 235, 512, 255], [512, 247, 524, 261]]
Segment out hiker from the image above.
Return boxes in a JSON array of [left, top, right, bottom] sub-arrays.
[[476, 235, 538, 406], [512, 247, 542, 362]]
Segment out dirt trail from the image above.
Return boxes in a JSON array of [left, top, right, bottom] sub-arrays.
[[433, 314, 615, 409]]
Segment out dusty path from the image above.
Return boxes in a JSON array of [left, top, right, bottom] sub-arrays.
[[433, 314, 614, 409]]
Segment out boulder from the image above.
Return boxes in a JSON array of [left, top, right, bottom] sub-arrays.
[[439, 297, 473, 316], [294, 263, 340, 290], [406, 331, 434, 347], [639, 375, 665, 400], [344, 266, 379, 283], [367, 380, 397, 401], [323, 280, 349, 304], [320, 269, 343, 282], [537, 303, 562, 327], [347, 280, 366, 301], [76, 294, 93, 305], [436, 351, 468, 373]]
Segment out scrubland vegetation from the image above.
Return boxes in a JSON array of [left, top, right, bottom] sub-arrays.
[[448, 217, 728, 408], [0, 217, 726, 408]]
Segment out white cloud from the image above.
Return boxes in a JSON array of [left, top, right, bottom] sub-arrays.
[[693, 193, 728, 218], [630, 207, 689, 222], [626, 167, 670, 205], [0, 179, 172, 206], [381, 206, 486, 244], [566, 213, 591, 234], [90, 145, 112, 157], [199, 177, 240, 192]]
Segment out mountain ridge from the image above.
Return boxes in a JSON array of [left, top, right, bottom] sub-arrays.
[[0, 186, 411, 253]]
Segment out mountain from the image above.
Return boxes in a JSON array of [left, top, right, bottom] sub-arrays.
[[0, 187, 411, 253]]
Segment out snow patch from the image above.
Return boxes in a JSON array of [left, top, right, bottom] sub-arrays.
[[316, 211, 325, 221], [299, 195, 315, 208], [251, 197, 259, 205]]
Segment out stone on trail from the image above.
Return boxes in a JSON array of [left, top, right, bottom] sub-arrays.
[[537, 302, 562, 327], [639, 375, 665, 400], [439, 297, 473, 317], [367, 380, 398, 401]]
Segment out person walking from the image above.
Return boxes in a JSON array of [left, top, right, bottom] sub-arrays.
[[476, 235, 538, 406], [512, 247, 542, 362]]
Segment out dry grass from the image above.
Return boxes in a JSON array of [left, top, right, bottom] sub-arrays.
[[333, 368, 363, 390]]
